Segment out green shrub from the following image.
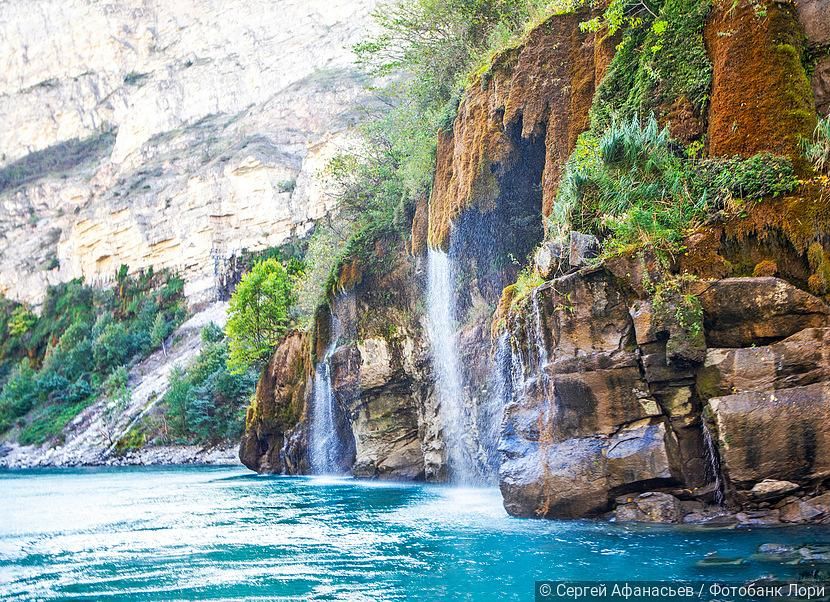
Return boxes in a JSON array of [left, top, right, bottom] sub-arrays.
[[588, 0, 712, 132], [8, 306, 36, 336], [17, 400, 90, 446], [162, 324, 257, 444], [695, 153, 798, 201], [226, 258, 298, 374], [0, 268, 186, 438], [511, 266, 545, 308], [115, 428, 146, 455], [0, 360, 38, 427], [93, 323, 131, 373]]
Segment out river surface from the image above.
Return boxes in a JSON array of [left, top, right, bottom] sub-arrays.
[[2, 466, 830, 601]]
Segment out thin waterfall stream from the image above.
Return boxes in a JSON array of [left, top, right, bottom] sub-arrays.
[[702, 421, 726, 506], [309, 309, 346, 474]]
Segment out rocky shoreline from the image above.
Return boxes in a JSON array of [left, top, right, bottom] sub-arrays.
[[611, 483, 830, 527], [0, 442, 240, 469]]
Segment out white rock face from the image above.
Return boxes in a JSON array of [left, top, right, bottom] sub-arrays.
[[0, 0, 378, 305]]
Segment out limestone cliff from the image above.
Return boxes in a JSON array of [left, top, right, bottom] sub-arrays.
[[0, 0, 377, 306]]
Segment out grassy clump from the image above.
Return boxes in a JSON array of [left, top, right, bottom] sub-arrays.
[[0, 268, 186, 442], [550, 115, 798, 253], [803, 116, 830, 175]]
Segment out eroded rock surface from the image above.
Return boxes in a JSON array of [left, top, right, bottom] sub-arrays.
[[500, 266, 830, 520], [0, 0, 378, 305]]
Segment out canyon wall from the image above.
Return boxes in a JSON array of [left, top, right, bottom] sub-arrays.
[[242, 0, 830, 524], [0, 0, 377, 306]]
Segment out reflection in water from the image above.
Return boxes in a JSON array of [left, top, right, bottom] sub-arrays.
[[1, 466, 829, 600]]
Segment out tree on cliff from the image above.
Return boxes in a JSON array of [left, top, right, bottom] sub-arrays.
[[226, 258, 297, 374]]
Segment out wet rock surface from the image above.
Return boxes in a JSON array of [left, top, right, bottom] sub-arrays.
[[500, 263, 830, 522]]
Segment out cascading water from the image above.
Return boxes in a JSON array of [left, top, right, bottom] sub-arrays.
[[508, 287, 552, 400], [701, 421, 726, 506], [426, 248, 479, 484], [309, 311, 346, 474]]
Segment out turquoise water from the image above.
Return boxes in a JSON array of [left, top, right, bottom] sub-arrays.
[[1, 466, 829, 601]]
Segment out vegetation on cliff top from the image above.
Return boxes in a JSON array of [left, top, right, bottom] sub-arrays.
[[0, 268, 185, 444], [588, 0, 713, 133], [551, 115, 799, 253]]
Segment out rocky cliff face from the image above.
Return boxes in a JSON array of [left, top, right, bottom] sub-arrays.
[[240, 236, 440, 480], [0, 0, 377, 306], [241, 0, 830, 525]]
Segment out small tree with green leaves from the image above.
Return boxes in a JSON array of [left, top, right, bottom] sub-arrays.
[[225, 258, 297, 374]]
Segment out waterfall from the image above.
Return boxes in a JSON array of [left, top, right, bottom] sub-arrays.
[[530, 289, 549, 377], [426, 248, 479, 484], [309, 312, 345, 474], [702, 421, 725, 506]]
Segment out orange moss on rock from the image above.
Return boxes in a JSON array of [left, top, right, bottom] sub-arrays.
[[240, 330, 313, 472], [491, 284, 518, 337], [335, 257, 363, 293], [246, 331, 311, 432], [705, 0, 816, 162], [427, 11, 605, 249], [409, 193, 429, 256], [680, 178, 830, 296], [725, 179, 830, 252], [753, 259, 779, 277]]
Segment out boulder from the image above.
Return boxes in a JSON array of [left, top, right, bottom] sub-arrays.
[[752, 543, 802, 563], [697, 328, 830, 399], [605, 420, 678, 490], [552, 366, 660, 441], [808, 491, 830, 514], [814, 56, 830, 116], [532, 267, 635, 358], [615, 492, 683, 523], [349, 385, 425, 481], [500, 436, 611, 519], [748, 479, 800, 502], [736, 510, 781, 526], [682, 511, 739, 527], [794, 0, 830, 48], [500, 265, 700, 518], [779, 500, 824, 523], [707, 383, 830, 487], [696, 277, 828, 347], [568, 231, 600, 268], [799, 544, 830, 563], [535, 240, 567, 279], [499, 418, 682, 518]]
